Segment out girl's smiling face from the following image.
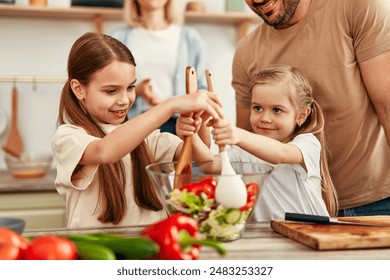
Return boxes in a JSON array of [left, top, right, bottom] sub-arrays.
[[250, 82, 298, 143], [72, 60, 136, 125]]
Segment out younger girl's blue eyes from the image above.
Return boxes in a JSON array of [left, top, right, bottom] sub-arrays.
[[253, 105, 282, 114], [273, 108, 282, 113], [253, 105, 262, 112]]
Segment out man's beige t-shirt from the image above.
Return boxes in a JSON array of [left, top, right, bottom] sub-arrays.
[[52, 124, 181, 228], [233, 0, 390, 209]]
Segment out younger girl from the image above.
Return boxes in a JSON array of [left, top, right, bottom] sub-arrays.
[[178, 64, 338, 220], [51, 32, 223, 228]]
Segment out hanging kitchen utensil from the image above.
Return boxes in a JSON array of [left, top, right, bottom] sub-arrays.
[[205, 69, 247, 209], [174, 66, 198, 188], [0, 107, 8, 136], [2, 83, 24, 157]]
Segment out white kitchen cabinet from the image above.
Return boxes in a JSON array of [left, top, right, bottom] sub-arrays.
[[0, 170, 66, 230], [0, 191, 66, 230]]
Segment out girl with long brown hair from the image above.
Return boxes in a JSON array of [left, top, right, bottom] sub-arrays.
[[51, 32, 223, 228]]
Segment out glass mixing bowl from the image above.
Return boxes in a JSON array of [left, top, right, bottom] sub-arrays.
[[146, 161, 272, 241], [4, 152, 53, 179]]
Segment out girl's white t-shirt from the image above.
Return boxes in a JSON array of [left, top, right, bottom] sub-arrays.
[[51, 123, 181, 228], [227, 133, 329, 221], [127, 24, 181, 111]]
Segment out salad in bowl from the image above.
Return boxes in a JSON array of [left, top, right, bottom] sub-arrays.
[[146, 161, 272, 241]]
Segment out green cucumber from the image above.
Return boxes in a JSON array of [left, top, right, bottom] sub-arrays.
[[63, 233, 159, 260], [99, 237, 158, 260], [62, 233, 126, 242], [224, 209, 242, 224], [73, 240, 116, 260]]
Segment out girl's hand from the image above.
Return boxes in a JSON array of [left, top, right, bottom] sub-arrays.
[[171, 90, 224, 121], [176, 115, 202, 139], [212, 119, 241, 146]]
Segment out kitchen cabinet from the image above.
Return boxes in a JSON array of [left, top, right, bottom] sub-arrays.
[[0, 170, 66, 230], [0, 191, 66, 230], [0, 4, 260, 41]]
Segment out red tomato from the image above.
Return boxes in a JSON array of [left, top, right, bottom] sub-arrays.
[[180, 177, 217, 199], [202, 177, 217, 190], [24, 235, 77, 260], [0, 243, 21, 260], [240, 183, 259, 212], [0, 227, 28, 260]]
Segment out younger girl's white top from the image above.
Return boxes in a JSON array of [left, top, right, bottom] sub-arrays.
[[227, 133, 329, 221], [51, 123, 181, 228]]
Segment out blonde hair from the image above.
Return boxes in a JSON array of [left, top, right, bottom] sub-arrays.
[[124, 0, 183, 27], [251, 64, 338, 216]]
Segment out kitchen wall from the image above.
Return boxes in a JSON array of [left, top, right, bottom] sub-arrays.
[[0, 0, 257, 169]]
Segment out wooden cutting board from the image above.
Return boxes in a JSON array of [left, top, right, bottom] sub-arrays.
[[271, 216, 390, 250]]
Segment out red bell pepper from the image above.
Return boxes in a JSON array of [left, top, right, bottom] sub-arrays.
[[240, 183, 259, 212], [142, 214, 226, 260], [179, 177, 217, 199]]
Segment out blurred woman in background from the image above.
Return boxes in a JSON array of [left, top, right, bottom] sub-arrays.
[[111, 0, 210, 134]]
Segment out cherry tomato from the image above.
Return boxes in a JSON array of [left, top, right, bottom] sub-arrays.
[[24, 235, 77, 260], [179, 177, 217, 199], [240, 183, 259, 212], [0, 227, 28, 260], [201, 177, 217, 190], [0, 243, 21, 260]]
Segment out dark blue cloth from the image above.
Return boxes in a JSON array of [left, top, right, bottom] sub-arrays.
[[338, 197, 390, 216]]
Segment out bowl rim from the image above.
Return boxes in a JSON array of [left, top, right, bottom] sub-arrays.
[[145, 160, 273, 177], [4, 152, 53, 160]]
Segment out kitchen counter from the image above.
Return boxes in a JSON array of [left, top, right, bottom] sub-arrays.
[[23, 222, 390, 260], [0, 170, 56, 193]]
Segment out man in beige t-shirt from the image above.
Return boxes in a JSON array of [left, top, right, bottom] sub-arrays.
[[234, 0, 390, 215]]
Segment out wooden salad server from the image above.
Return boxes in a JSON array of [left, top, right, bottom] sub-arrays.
[[2, 84, 23, 157], [206, 69, 247, 209], [174, 66, 198, 188]]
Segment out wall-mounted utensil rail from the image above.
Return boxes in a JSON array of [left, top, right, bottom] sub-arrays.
[[0, 76, 67, 84]]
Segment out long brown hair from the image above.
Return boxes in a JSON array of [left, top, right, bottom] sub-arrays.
[[58, 32, 162, 225], [251, 64, 338, 216]]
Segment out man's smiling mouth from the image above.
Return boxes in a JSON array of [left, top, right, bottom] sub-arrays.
[[255, 0, 278, 11]]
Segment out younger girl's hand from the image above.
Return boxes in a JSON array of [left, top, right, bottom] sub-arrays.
[[212, 119, 240, 146], [176, 115, 202, 139]]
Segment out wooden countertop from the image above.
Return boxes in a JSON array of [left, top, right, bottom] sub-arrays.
[[0, 170, 56, 193], [24, 222, 390, 260]]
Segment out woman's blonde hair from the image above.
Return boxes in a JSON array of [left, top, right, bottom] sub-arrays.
[[124, 0, 183, 27], [251, 64, 338, 216], [58, 32, 162, 225]]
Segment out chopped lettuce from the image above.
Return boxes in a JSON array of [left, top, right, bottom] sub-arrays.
[[169, 189, 213, 218], [168, 189, 251, 241]]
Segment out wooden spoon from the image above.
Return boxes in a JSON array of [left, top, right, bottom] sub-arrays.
[[174, 66, 198, 188], [2, 84, 23, 157], [206, 69, 247, 209]]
